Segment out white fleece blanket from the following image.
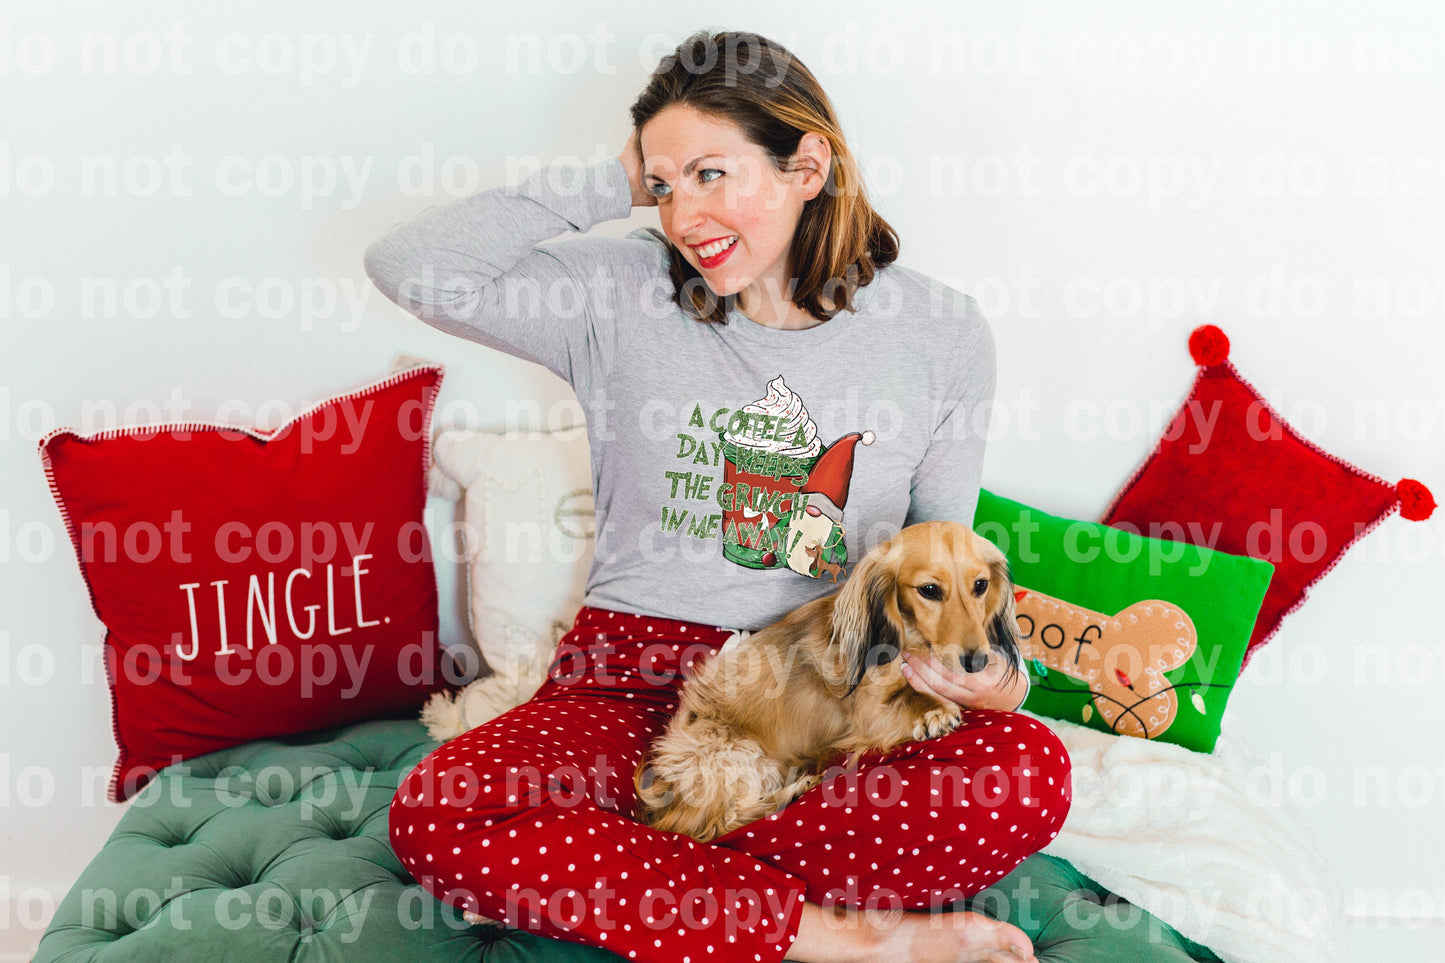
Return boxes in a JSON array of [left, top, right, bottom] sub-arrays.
[[1025, 710, 1349, 963]]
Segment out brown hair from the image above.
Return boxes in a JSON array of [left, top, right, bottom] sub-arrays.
[[628, 30, 899, 325]]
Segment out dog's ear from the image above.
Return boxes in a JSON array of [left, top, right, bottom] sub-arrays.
[[985, 554, 1025, 679], [831, 542, 902, 697]]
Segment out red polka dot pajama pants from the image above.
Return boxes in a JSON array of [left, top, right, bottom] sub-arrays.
[[391, 606, 1071, 962]]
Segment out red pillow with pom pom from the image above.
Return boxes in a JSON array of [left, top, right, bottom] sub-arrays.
[[1103, 326, 1434, 669], [40, 363, 450, 801]]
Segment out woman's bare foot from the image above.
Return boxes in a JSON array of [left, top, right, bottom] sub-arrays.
[[862, 905, 1038, 963], [787, 900, 1037, 963]]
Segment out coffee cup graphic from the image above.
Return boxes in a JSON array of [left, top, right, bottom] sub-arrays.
[[719, 429, 876, 570], [718, 433, 820, 569], [717, 376, 873, 572]]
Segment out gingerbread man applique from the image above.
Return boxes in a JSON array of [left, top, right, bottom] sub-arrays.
[[1014, 588, 1198, 739]]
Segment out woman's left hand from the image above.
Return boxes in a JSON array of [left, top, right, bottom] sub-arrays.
[[900, 650, 1022, 712]]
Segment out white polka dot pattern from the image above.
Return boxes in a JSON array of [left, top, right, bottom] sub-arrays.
[[388, 606, 1072, 962]]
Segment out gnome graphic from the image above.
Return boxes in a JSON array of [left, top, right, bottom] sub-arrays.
[[783, 430, 875, 579]]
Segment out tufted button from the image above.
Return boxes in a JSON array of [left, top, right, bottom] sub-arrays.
[[253, 779, 298, 806], [318, 822, 352, 841]]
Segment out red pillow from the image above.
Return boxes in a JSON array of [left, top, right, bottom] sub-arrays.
[[40, 364, 448, 801], [1102, 326, 1435, 669]]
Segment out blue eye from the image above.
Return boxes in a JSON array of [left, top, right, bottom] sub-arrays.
[[648, 169, 723, 198]]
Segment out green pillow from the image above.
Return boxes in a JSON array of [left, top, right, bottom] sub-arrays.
[[973, 489, 1273, 753]]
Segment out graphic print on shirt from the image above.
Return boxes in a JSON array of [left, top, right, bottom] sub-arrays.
[[665, 375, 874, 581]]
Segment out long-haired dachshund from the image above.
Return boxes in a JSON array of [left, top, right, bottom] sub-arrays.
[[635, 520, 1025, 842]]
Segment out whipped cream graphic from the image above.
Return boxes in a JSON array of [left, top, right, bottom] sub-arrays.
[[721, 375, 821, 458]]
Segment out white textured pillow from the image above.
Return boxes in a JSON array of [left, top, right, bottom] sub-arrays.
[[421, 425, 595, 739]]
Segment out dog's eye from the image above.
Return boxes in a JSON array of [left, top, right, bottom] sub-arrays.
[[972, 578, 989, 596], [917, 583, 942, 600]]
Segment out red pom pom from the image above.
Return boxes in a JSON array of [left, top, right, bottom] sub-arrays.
[[1188, 325, 1230, 366], [1396, 478, 1436, 521]]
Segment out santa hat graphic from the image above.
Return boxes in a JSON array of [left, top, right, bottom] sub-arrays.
[[800, 430, 875, 511]]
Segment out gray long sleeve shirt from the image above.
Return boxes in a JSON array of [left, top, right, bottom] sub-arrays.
[[364, 156, 996, 631]]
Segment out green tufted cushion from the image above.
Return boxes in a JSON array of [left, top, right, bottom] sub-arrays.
[[35, 717, 615, 962], [968, 853, 1223, 963], [37, 718, 1222, 962]]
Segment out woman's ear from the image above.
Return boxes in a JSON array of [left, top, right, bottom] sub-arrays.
[[793, 132, 832, 201], [831, 540, 901, 696]]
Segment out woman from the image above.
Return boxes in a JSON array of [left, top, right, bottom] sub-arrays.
[[368, 29, 1068, 963]]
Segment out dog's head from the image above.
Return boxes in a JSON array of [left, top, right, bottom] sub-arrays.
[[831, 520, 1023, 697]]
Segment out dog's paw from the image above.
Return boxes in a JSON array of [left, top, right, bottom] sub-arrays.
[[777, 771, 824, 806], [914, 705, 963, 741]]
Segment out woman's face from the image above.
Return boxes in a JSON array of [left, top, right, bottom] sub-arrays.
[[639, 105, 814, 303]]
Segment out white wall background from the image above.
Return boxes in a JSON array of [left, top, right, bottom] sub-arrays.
[[2, 1, 1442, 959]]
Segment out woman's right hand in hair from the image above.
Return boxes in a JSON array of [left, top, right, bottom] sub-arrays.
[[619, 128, 657, 208]]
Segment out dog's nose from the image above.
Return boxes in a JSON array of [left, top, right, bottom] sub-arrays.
[[959, 650, 989, 673]]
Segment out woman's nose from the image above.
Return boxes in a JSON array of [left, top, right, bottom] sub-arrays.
[[672, 187, 708, 235]]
